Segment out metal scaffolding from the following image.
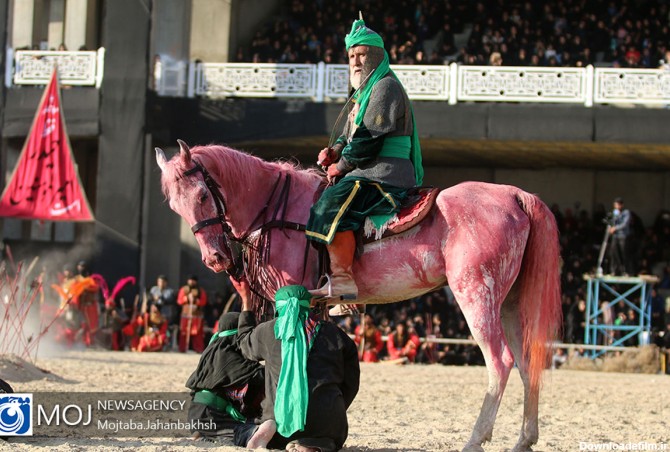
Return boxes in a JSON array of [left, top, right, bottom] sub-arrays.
[[583, 274, 658, 358]]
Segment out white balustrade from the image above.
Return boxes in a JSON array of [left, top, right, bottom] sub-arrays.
[[324, 64, 349, 99], [10, 48, 670, 108], [322, 64, 450, 101], [393, 65, 450, 100], [193, 63, 317, 98], [594, 68, 670, 104], [458, 65, 587, 103], [12, 49, 104, 86]]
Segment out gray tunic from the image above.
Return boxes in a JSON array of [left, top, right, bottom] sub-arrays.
[[335, 74, 416, 189]]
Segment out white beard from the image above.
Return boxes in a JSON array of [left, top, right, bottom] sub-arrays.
[[350, 71, 362, 90]]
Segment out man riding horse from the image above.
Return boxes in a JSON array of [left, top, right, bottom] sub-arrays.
[[306, 16, 423, 302]]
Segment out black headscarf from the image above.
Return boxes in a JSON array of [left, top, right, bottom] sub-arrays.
[[186, 312, 262, 392]]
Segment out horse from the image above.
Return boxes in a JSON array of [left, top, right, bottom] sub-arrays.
[[156, 140, 562, 452]]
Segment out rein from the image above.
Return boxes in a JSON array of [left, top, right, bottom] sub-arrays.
[[182, 159, 312, 318]]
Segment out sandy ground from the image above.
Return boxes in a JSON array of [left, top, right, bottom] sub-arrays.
[[1, 350, 669, 452]]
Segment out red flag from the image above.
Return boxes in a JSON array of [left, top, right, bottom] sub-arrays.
[[0, 69, 94, 221]]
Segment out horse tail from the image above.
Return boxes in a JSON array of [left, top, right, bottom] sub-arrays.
[[516, 191, 562, 394]]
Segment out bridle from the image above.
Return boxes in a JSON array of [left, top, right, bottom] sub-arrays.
[[181, 158, 312, 314], [184, 160, 233, 237], [183, 158, 306, 242]]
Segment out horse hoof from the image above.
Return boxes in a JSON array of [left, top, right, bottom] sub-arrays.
[[462, 444, 486, 452]]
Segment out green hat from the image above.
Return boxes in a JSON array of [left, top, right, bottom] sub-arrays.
[[345, 19, 384, 50], [274, 285, 312, 306]]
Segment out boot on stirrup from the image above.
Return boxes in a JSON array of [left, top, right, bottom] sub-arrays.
[[310, 230, 359, 300]]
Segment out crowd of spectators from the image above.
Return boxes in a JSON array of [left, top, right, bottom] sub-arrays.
[[238, 0, 670, 69], [41, 267, 230, 353]]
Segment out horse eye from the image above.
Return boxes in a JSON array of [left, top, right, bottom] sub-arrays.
[[199, 193, 208, 204]]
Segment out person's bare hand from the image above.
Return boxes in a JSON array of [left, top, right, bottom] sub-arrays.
[[317, 147, 337, 168], [229, 276, 252, 309], [326, 164, 343, 183]]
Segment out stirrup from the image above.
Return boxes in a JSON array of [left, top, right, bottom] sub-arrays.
[[309, 274, 358, 302]]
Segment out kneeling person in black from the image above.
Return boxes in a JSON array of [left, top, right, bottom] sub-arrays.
[[234, 279, 360, 452], [186, 311, 265, 445]]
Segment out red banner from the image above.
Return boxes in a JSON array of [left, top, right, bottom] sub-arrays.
[[0, 69, 94, 221]]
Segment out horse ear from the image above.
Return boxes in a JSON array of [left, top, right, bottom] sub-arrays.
[[177, 139, 191, 163], [155, 147, 168, 172]]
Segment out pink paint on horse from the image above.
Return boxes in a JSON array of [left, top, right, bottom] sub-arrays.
[[156, 141, 562, 451]]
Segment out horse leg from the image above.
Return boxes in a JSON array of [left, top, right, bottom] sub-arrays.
[[501, 293, 539, 452], [456, 292, 515, 452]]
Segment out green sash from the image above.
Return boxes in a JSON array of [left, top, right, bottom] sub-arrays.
[[193, 390, 245, 422], [379, 136, 411, 159], [273, 285, 318, 437]]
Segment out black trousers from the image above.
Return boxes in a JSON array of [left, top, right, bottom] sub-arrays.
[[609, 235, 632, 275]]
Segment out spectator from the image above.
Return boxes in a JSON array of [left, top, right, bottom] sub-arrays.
[[73, 261, 100, 347], [608, 197, 634, 276], [98, 298, 128, 351], [489, 51, 503, 66], [552, 348, 568, 369], [150, 274, 177, 349], [237, 0, 670, 70], [150, 275, 177, 326], [354, 313, 384, 362], [566, 298, 587, 343], [178, 274, 208, 353], [136, 304, 169, 352], [386, 320, 420, 363]]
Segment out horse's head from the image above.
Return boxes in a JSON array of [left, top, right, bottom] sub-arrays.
[[156, 140, 234, 273]]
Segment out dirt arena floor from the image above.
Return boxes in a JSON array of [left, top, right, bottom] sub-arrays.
[[1, 350, 669, 451]]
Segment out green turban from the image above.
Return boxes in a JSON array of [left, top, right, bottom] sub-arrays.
[[345, 19, 384, 50], [273, 285, 319, 437]]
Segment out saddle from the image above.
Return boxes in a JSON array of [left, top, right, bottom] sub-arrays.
[[361, 187, 439, 244]]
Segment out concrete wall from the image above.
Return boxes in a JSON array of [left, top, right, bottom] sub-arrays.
[[190, 0, 231, 62], [143, 143, 182, 288], [151, 0, 191, 62]]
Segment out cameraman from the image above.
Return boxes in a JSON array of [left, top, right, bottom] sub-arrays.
[[608, 197, 633, 276]]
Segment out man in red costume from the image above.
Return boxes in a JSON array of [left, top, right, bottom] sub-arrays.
[[354, 313, 384, 362], [100, 299, 128, 351], [73, 261, 100, 347], [178, 275, 207, 353], [137, 304, 168, 352]]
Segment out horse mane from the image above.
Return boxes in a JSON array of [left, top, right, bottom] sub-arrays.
[[161, 144, 322, 198]]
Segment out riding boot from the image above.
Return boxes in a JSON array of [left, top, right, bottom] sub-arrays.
[[310, 230, 359, 300]]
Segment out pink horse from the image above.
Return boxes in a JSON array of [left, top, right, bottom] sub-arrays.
[[156, 140, 562, 451]]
